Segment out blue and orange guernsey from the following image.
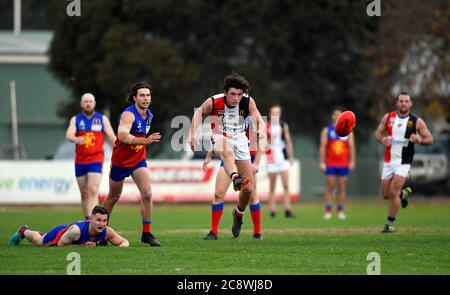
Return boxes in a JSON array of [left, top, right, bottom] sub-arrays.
[[75, 112, 105, 164], [326, 124, 350, 167], [111, 104, 153, 168], [44, 221, 107, 246]]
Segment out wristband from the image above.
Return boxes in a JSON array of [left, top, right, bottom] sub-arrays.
[[125, 134, 134, 144]]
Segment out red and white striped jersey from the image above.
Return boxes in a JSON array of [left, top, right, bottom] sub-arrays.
[[210, 93, 250, 138], [384, 112, 418, 164]]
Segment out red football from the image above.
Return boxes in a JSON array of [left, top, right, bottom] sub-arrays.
[[335, 111, 356, 137]]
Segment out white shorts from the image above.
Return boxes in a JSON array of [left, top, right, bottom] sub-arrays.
[[211, 134, 250, 161], [267, 160, 290, 174], [381, 162, 411, 179]]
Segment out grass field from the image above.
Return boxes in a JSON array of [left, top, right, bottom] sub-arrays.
[[1, 199, 449, 275]]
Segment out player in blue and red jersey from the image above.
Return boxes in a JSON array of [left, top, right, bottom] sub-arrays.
[[66, 93, 116, 221], [103, 81, 162, 247], [9, 206, 129, 247], [319, 107, 356, 220]]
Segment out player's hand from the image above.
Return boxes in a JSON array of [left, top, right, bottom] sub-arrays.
[[202, 157, 211, 172], [381, 136, 392, 146], [252, 162, 259, 175], [349, 161, 355, 171], [188, 135, 196, 152], [146, 132, 161, 144], [257, 131, 265, 140], [320, 163, 326, 173], [289, 157, 295, 165], [75, 137, 85, 145], [85, 241, 97, 247], [409, 133, 422, 144]]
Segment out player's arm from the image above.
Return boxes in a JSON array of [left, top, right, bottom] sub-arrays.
[[66, 116, 85, 145], [283, 123, 295, 164], [374, 113, 390, 145], [102, 115, 117, 147], [319, 127, 328, 173], [106, 227, 129, 247], [248, 97, 267, 158], [250, 127, 262, 175], [57, 225, 81, 247], [410, 118, 433, 145], [189, 98, 213, 151], [253, 145, 263, 173], [118, 112, 161, 145], [348, 132, 356, 170]]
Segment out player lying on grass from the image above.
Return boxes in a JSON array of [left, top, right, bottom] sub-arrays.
[[9, 206, 129, 247]]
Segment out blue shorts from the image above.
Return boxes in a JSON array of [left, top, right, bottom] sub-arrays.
[[42, 224, 68, 246], [220, 155, 256, 167], [326, 166, 349, 177], [75, 162, 103, 177], [110, 160, 147, 182]]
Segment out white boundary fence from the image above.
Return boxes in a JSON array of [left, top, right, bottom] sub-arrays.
[[0, 160, 300, 204]]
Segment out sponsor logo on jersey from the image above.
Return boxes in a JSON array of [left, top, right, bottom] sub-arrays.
[[131, 145, 144, 152], [79, 120, 85, 130], [84, 132, 96, 149], [391, 138, 409, 147], [91, 118, 102, 131], [217, 110, 225, 120]]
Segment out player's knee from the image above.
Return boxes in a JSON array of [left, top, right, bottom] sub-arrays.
[[249, 194, 259, 203], [79, 187, 89, 198], [214, 192, 225, 202], [223, 150, 234, 160], [242, 184, 254, 195], [326, 184, 335, 192], [107, 191, 121, 203], [389, 187, 400, 199], [88, 186, 99, 196], [141, 190, 152, 202]]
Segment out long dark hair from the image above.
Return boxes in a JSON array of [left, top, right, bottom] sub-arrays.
[[125, 81, 152, 104]]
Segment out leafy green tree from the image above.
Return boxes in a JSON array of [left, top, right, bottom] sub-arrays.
[[49, 0, 446, 155]]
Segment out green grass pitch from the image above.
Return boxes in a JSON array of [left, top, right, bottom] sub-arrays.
[[0, 199, 449, 274]]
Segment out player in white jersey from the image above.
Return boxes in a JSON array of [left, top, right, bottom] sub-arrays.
[[266, 105, 295, 218], [374, 91, 433, 233], [189, 73, 266, 238]]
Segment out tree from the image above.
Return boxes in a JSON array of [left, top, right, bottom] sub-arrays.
[[49, 0, 446, 156]]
